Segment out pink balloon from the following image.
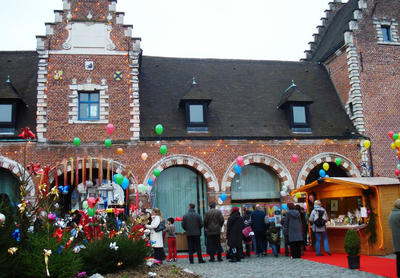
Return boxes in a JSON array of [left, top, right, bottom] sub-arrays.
[[236, 156, 244, 167], [395, 169, 400, 176], [106, 124, 115, 135], [291, 154, 299, 163], [388, 131, 395, 139], [48, 213, 56, 221]]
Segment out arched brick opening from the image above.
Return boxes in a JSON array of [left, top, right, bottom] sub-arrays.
[[296, 152, 361, 188], [144, 154, 219, 192], [0, 156, 35, 197], [220, 153, 294, 192]]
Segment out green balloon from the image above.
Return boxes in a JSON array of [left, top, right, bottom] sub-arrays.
[[115, 173, 124, 185], [73, 137, 81, 147], [160, 145, 167, 155], [335, 157, 342, 166], [394, 133, 399, 140], [87, 207, 96, 217], [155, 124, 164, 136], [153, 168, 161, 177], [82, 200, 88, 209], [105, 138, 112, 148]]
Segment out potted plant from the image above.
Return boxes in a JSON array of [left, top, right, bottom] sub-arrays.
[[344, 229, 361, 269]]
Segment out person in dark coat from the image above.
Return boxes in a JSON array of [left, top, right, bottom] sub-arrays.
[[251, 204, 267, 256], [389, 198, 400, 278], [284, 203, 303, 259], [296, 204, 307, 251], [243, 207, 254, 257], [281, 210, 290, 256], [204, 201, 225, 262], [227, 206, 244, 262], [267, 222, 281, 257], [182, 203, 206, 264]]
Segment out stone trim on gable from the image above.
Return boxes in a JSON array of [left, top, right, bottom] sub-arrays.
[[220, 153, 294, 192], [296, 152, 361, 188], [36, 50, 49, 142], [68, 78, 110, 124], [143, 154, 219, 192]]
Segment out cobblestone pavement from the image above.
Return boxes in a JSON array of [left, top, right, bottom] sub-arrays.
[[170, 255, 385, 278]]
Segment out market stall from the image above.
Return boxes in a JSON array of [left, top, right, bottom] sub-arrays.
[[291, 177, 400, 255]]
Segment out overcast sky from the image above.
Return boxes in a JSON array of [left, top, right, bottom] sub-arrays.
[[0, 0, 344, 61]]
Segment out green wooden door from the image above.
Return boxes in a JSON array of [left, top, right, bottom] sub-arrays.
[[152, 166, 207, 246]]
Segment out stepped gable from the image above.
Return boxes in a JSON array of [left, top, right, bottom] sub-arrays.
[[139, 56, 356, 139], [304, 0, 359, 62], [0, 51, 38, 137]]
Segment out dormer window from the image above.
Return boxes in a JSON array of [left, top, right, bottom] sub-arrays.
[[0, 103, 16, 134], [277, 80, 313, 134], [179, 78, 212, 133]]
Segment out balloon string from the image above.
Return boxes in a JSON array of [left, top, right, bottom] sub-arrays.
[[88, 156, 92, 182]]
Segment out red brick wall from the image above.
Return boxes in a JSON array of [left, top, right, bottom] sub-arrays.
[[351, 0, 400, 177], [46, 54, 132, 142], [325, 50, 351, 106]]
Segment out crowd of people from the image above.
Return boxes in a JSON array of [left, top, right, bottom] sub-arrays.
[[143, 200, 332, 264]]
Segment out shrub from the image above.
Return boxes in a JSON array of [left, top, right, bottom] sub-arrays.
[[80, 235, 151, 275], [344, 229, 361, 256]]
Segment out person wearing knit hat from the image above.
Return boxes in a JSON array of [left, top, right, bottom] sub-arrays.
[[227, 206, 244, 262], [389, 198, 400, 278], [204, 201, 225, 262]]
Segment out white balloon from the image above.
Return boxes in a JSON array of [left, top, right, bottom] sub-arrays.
[[217, 198, 223, 205], [280, 191, 287, 197], [0, 213, 5, 223], [282, 186, 287, 192]]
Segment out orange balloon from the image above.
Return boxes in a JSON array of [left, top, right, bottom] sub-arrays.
[[117, 148, 123, 155]]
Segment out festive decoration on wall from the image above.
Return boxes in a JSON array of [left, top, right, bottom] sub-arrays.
[[236, 156, 244, 167], [335, 157, 342, 166], [291, 154, 299, 163], [234, 164, 242, 175], [153, 168, 161, 177], [54, 70, 63, 80], [105, 138, 112, 148], [155, 124, 164, 136], [141, 153, 148, 161], [323, 162, 329, 171], [106, 123, 115, 135], [18, 126, 36, 140], [85, 61, 94, 70], [113, 71, 122, 81], [117, 148, 123, 155], [220, 193, 227, 202], [73, 137, 81, 147], [160, 145, 167, 155]]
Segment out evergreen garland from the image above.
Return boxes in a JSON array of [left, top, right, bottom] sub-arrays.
[[362, 189, 377, 244]]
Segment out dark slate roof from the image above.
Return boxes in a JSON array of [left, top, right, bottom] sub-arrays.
[[309, 0, 359, 63], [180, 82, 212, 102], [0, 81, 23, 100], [139, 56, 357, 140], [0, 51, 38, 137], [277, 82, 313, 108]]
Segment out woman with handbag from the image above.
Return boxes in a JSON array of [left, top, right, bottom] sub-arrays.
[[145, 208, 165, 263]]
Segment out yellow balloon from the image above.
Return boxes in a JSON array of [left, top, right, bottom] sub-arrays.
[[323, 162, 329, 171], [391, 143, 396, 150], [363, 140, 371, 149], [295, 192, 302, 199], [395, 140, 400, 148]]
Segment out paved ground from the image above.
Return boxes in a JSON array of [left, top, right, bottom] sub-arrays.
[[169, 255, 386, 278]]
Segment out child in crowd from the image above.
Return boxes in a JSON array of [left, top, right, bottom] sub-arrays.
[[166, 217, 177, 262], [267, 222, 281, 257]]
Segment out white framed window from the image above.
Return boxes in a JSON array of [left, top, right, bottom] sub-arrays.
[[374, 18, 400, 45]]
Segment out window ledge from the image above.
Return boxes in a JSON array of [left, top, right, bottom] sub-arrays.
[[187, 126, 209, 133], [378, 41, 400, 46], [69, 120, 108, 124], [292, 127, 312, 134]]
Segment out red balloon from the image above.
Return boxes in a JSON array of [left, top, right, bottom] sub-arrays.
[[395, 169, 400, 176], [388, 131, 395, 139], [236, 156, 244, 167], [87, 197, 98, 208], [106, 123, 115, 135], [291, 154, 299, 163]]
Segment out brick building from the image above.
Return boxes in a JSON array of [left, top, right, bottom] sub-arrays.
[[1, 0, 391, 241]]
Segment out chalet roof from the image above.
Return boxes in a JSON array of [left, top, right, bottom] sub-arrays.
[[309, 0, 359, 63], [139, 56, 357, 140], [0, 51, 38, 137]]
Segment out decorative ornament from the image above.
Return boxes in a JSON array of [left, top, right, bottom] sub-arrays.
[[220, 193, 227, 202], [109, 242, 119, 251], [43, 249, 52, 277], [50, 186, 59, 198], [106, 123, 115, 135], [17, 201, 26, 213], [58, 185, 69, 195], [236, 156, 244, 167], [153, 168, 161, 177], [8, 247, 18, 255], [73, 137, 81, 147], [27, 162, 41, 175], [84, 61, 94, 71], [117, 148, 123, 155], [363, 140, 371, 149], [54, 70, 63, 80], [291, 154, 299, 163], [113, 71, 122, 81], [105, 138, 112, 148], [12, 229, 20, 242], [18, 126, 36, 140], [335, 157, 342, 166], [323, 162, 329, 171], [0, 213, 5, 225], [234, 164, 242, 175], [53, 228, 64, 243], [160, 145, 167, 155], [121, 177, 129, 190]]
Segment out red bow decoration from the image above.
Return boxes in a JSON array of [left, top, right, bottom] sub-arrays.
[[52, 228, 63, 243], [174, 216, 183, 222], [108, 230, 117, 239], [27, 163, 41, 175], [18, 126, 36, 140]]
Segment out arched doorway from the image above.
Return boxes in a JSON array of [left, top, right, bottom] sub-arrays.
[[231, 164, 281, 224], [152, 166, 208, 245], [0, 168, 19, 207], [305, 162, 349, 185]]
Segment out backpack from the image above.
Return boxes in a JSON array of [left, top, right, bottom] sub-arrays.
[[314, 210, 326, 228]]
